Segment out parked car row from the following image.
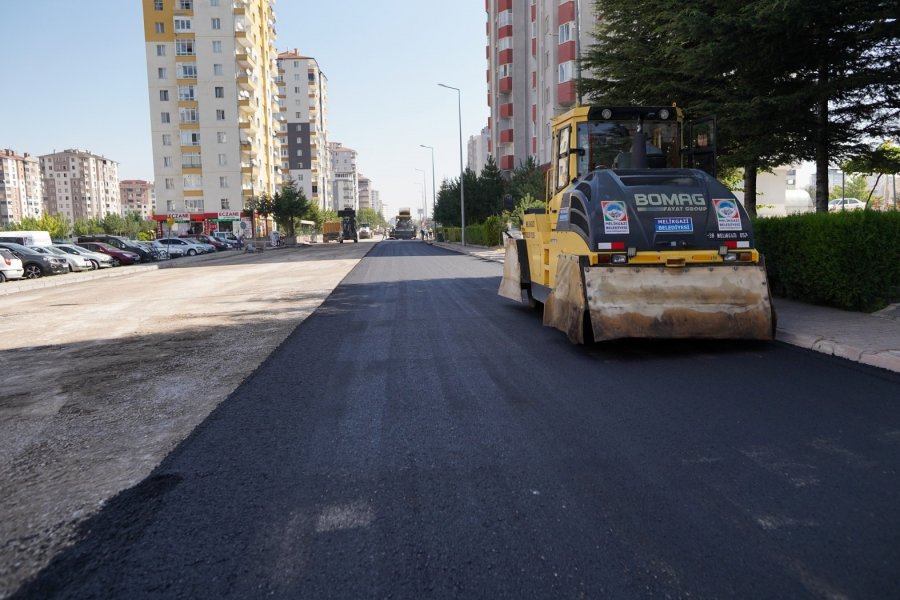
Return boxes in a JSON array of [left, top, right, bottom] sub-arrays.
[[0, 233, 243, 283]]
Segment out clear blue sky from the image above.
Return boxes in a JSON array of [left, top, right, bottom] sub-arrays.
[[4, 1, 489, 217]]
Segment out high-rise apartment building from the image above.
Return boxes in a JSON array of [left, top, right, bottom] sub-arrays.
[[467, 127, 491, 174], [358, 175, 372, 211], [0, 150, 43, 225], [329, 142, 358, 211], [142, 0, 281, 233], [39, 149, 121, 222], [276, 50, 331, 211], [120, 180, 157, 219], [485, 0, 596, 174]]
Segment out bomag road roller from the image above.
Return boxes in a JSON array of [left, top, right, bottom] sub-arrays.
[[498, 105, 776, 343]]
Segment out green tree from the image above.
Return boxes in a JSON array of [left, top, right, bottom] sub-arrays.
[[272, 178, 309, 238], [100, 213, 127, 235], [15, 213, 71, 239], [841, 142, 900, 207], [508, 156, 546, 204]]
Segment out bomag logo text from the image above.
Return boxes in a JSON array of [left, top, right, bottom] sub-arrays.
[[634, 193, 707, 207]]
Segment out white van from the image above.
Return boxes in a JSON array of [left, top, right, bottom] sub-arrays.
[[0, 230, 53, 246]]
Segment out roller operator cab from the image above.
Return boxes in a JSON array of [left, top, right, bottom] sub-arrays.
[[499, 105, 776, 343]]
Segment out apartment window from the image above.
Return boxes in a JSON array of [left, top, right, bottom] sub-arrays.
[[178, 85, 195, 101], [216, 109, 225, 121], [166, 200, 176, 211], [210, 0, 220, 5], [154, 0, 164, 9], [293, 60, 299, 67], [179, 107, 199, 123], [280, 148, 289, 157], [182, 154, 202, 168], [212, 40, 222, 53], [155, 22, 165, 33], [214, 86, 224, 98], [217, 132, 226, 143], [213, 64, 223, 76], [184, 175, 202, 189], [559, 22, 572, 44], [156, 44, 166, 56], [296, 149, 304, 157], [178, 0, 193, 9], [180, 131, 201, 145], [177, 63, 197, 79], [158, 67, 168, 79], [159, 89, 169, 101], [162, 134, 172, 146], [175, 39, 195, 56], [185, 198, 204, 211], [308, 73, 315, 82], [174, 18, 192, 32], [499, 37, 512, 51], [295, 112, 301, 118], [219, 176, 228, 188], [161, 112, 171, 124], [498, 10, 512, 27], [163, 156, 173, 167], [558, 60, 574, 83], [218, 153, 227, 166], [211, 17, 221, 29], [165, 177, 175, 190]]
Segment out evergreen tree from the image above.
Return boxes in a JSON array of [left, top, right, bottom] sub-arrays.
[[272, 178, 309, 237]]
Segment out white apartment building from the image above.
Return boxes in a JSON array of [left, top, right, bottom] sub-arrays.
[[358, 175, 372, 211], [467, 127, 491, 174], [329, 142, 358, 211], [370, 189, 382, 216], [486, 0, 596, 174], [0, 149, 43, 225], [39, 149, 121, 222], [276, 50, 331, 211], [120, 180, 157, 219], [143, 0, 282, 234]]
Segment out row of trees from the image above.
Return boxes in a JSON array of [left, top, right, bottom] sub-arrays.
[[0, 212, 157, 240], [434, 156, 546, 227], [578, 0, 900, 214]]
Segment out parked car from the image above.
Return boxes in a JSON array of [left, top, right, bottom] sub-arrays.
[[358, 224, 372, 239], [137, 240, 170, 260], [212, 231, 242, 247], [0, 242, 68, 278], [76, 241, 141, 266], [54, 243, 116, 269], [157, 237, 210, 256], [29, 245, 93, 272], [828, 197, 865, 211], [0, 248, 24, 282], [183, 234, 230, 251], [77, 235, 157, 262]]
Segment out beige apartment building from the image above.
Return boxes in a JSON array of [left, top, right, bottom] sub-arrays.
[[276, 50, 331, 211], [485, 0, 596, 174], [120, 180, 157, 219], [142, 0, 282, 234], [0, 149, 43, 226], [39, 149, 121, 222]]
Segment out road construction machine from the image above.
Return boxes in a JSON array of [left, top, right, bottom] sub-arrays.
[[338, 207, 359, 243], [391, 207, 417, 240], [499, 105, 776, 343]]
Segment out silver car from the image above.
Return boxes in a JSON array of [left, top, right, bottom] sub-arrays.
[[0, 248, 24, 282], [30, 245, 93, 272], [54, 243, 116, 269], [157, 237, 212, 256]]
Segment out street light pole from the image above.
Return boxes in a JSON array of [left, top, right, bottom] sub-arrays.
[[438, 83, 465, 246], [419, 144, 436, 233], [415, 168, 427, 235]]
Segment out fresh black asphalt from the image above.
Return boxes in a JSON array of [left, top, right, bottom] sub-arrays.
[[14, 241, 900, 599]]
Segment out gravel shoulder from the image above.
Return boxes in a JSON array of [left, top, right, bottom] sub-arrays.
[[0, 244, 369, 597]]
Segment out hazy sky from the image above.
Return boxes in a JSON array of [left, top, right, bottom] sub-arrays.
[[4, 1, 489, 217]]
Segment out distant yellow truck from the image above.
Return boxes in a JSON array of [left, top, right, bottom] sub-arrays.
[[322, 220, 341, 243]]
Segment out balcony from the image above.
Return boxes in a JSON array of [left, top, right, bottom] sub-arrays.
[[499, 76, 512, 94], [500, 129, 514, 144]]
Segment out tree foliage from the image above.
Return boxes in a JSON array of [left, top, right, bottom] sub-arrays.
[[579, 0, 900, 214], [272, 178, 309, 238]]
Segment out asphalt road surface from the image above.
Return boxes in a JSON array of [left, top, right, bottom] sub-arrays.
[[9, 241, 900, 599]]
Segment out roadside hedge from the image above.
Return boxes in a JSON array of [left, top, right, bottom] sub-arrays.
[[439, 216, 504, 247], [753, 211, 900, 312]]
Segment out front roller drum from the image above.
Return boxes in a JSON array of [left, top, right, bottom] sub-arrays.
[[544, 254, 776, 343]]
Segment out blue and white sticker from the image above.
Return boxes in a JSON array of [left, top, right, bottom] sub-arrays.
[[654, 217, 693, 233], [714, 199, 742, 231], [558, 207, 570, 222], [601, 201, 629, 234]]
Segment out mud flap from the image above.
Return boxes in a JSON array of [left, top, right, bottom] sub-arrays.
[[583, 264, 775, 341], [498, 236, 532, 305], [543, 254, 588, 344]]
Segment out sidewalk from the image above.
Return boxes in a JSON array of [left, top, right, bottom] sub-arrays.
[[432, 240, 900, 374]]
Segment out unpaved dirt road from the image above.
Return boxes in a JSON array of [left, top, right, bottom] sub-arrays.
[[0, 244, 370, 597]]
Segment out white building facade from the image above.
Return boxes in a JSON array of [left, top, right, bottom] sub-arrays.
[[39, 149, 121, 222], [0, 149, 44, 226], [329, 142, 358, 211]]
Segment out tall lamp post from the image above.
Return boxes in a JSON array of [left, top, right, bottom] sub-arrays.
[[415, 168, 427, 235], [419, 144, 436, 234], [438, 83, 465, 245]]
